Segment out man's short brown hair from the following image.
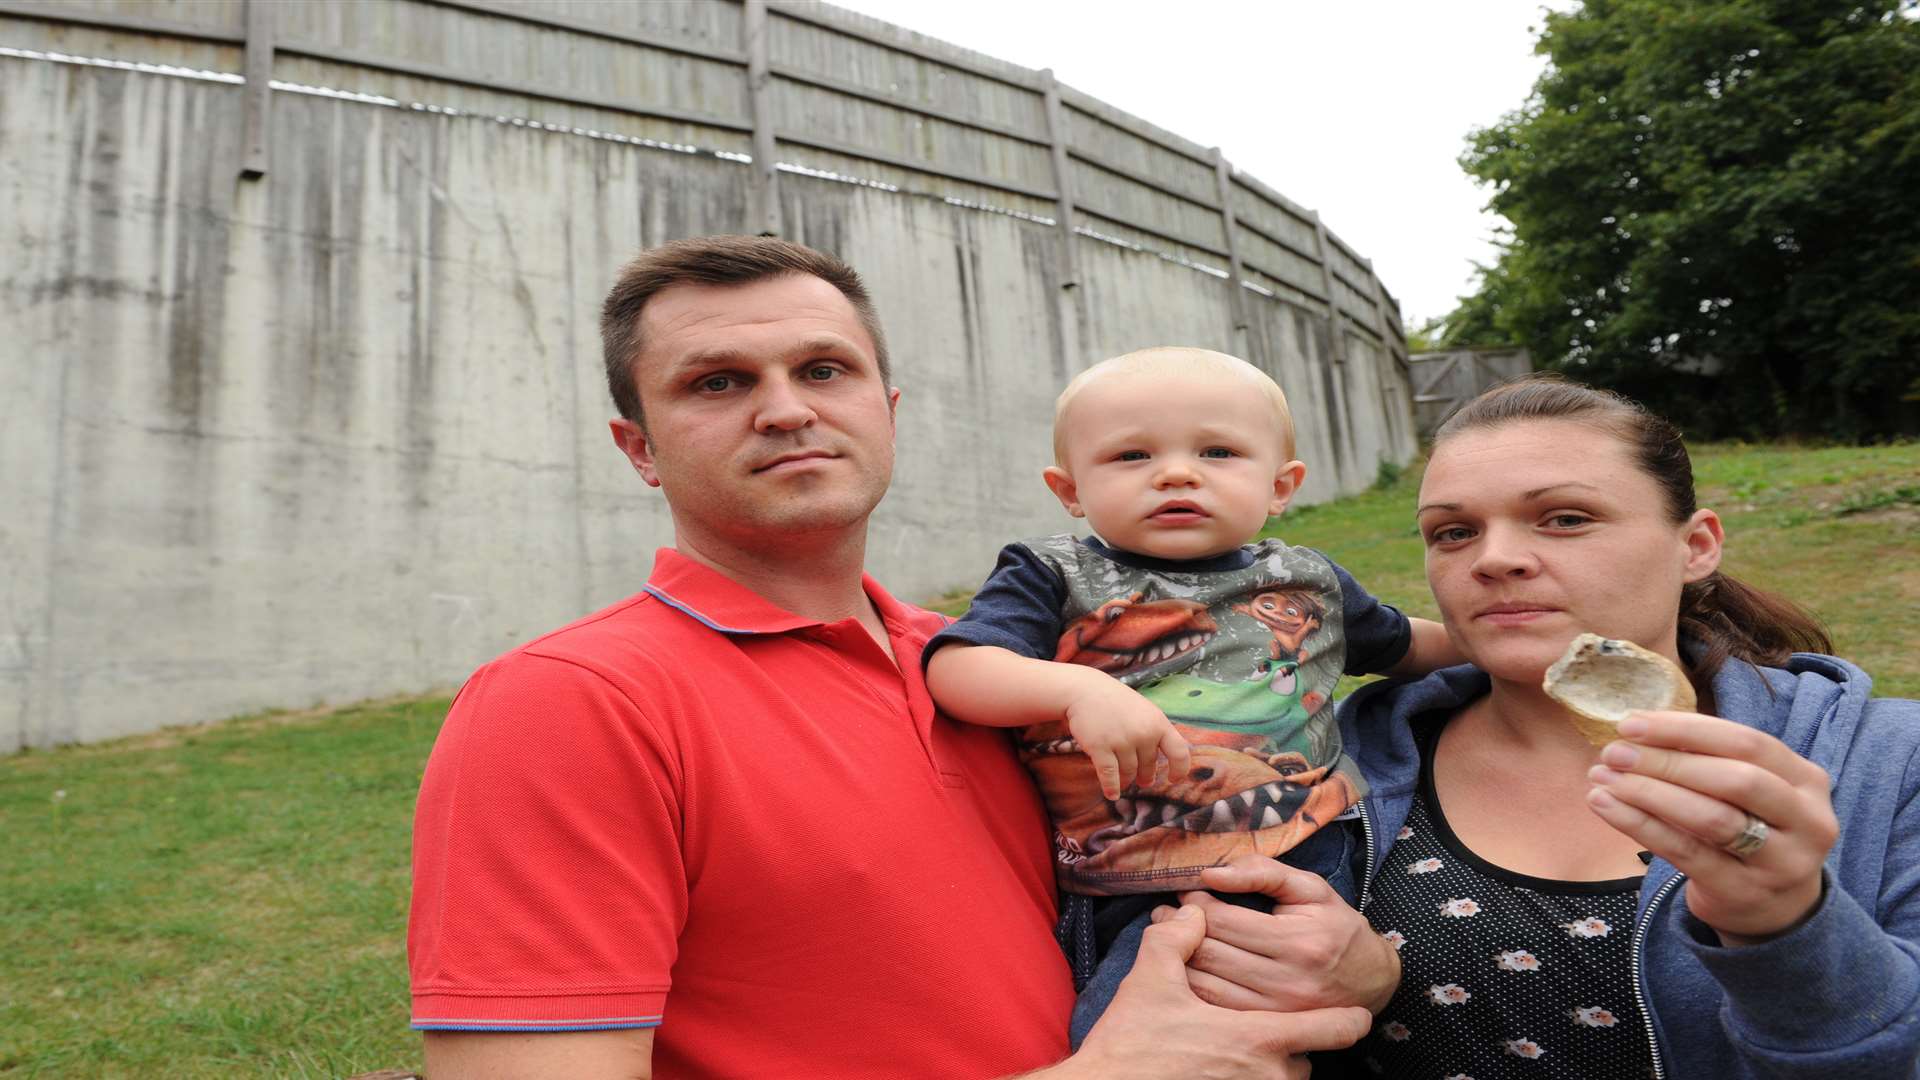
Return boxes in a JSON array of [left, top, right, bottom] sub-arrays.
[[600, 235, 892, 426]]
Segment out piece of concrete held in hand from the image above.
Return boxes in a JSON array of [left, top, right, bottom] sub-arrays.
[[1543, 633, 1697, 748]]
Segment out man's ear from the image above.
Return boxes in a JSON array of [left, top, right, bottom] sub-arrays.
[[1042, 466, 1085, 518], [887, 386, 902, 439], [609, 417, 662, 488], [1269, 460, 1308, 516], [1681, 507, 1724, 582]]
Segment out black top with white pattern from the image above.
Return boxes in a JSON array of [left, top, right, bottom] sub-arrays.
[[1352, 721, 1654, 1079]]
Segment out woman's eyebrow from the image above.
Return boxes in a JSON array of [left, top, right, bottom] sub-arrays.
[[1417, 481, 1606, 515], [1521, 482, 1606, 500]]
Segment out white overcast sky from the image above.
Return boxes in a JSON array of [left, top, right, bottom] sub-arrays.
[[832, 0, 1571, 326]]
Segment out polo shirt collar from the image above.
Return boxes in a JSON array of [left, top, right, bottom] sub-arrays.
[[644, 547, 906, 636]]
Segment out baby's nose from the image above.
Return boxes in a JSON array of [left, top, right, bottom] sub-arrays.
[[1154, 461, 1200, 486]]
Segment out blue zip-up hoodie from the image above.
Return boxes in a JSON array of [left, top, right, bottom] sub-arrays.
[[1322, 653, 1920, 1079]]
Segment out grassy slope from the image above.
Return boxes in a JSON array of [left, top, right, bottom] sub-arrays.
[[1, 442, 1912, 1076], [2, 700, 444, 1077]]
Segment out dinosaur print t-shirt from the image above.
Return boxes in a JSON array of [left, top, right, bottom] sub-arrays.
[[928, 535, 1409, 896]]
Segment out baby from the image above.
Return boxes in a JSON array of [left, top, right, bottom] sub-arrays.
[[924, 346, 1458, 1031]]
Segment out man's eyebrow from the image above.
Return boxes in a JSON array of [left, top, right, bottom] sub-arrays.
[[1415, 501, 1461, 514], [666, 336, 861, 376], [664, 346, 748, 374]]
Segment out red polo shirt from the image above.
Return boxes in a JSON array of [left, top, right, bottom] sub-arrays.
[[409, 549, 1074, 1077]]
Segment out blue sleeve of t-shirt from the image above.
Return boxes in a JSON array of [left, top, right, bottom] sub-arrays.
[[1314, 552, 1413, 676], [923, 543, 1068, 668]]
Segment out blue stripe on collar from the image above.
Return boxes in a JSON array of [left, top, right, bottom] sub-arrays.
[[643, 583, 756, 634]]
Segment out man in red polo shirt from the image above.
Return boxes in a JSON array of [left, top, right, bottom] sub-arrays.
[[408, 236, 1383, 1078]]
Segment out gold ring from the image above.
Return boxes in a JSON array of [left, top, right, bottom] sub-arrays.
[[1722, 813, 1770, 858]]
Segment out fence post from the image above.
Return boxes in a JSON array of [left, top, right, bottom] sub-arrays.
[[240, 0, 273, 179], [1362, 256, 1409, 372], [742, 0, 782, 236], [1362, 255, 1410, 451], [1039, 69, 1079, 290], [1310, 209, 1347, 368], [1309, 209, 1359, 471], [1209, 148, 1249, 335]]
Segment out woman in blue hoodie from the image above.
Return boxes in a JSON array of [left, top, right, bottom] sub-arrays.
[[1273, 376, 1920, 1078]]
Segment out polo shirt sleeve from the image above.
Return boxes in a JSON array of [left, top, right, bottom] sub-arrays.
[[1314, 552, 1412, 676], [408, 652, 682, 1031], [923, 543, 1068, 665]]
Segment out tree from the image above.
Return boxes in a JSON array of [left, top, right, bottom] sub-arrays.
[[1403, 316, 1444, 353], [1458, 0, 1920, 439], [1434, 247, 1535, 350]]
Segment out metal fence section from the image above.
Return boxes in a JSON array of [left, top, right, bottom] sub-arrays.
[[0, 0, 1417, 747]]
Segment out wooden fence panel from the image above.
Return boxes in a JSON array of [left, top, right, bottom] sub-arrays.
[[269, 0, 752, 128], [770, 78, 1056, 198], [766, 7, 1048, 139]]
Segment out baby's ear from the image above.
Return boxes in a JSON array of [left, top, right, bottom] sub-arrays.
[[1042, 466, 1085, 517], [1269, 460, 1308, 515]]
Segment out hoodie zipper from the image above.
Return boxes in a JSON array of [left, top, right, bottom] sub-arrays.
[[1632, 871, 1685, 1079], [1356, 797, 1378, 910]]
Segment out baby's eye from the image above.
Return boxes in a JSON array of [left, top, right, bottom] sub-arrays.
[[1117, 450, 1149, 462], [1201, 447, 1236, 459]]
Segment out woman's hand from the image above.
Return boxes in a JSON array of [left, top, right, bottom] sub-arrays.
[[1154, 855, 1401, 1014], [1585, 709, 1838, 944]]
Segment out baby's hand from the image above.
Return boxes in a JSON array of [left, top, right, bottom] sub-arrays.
[[1065, 684, 1192, 800]]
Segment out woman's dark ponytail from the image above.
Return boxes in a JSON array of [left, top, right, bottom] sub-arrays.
[[1436, 375, 1832, 684], [1678, 572, 1831, 684]]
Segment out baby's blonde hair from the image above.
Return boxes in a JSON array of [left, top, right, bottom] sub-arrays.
[[1052, 346, 1296, 464]]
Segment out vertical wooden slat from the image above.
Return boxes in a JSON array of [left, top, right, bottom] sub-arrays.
[[1209, 148, 1249, 334], [1361, 255, 1409, 447], [1039, 69, 1078, 290], [1310, 210, 1347, 367], [240, 0, 273, 179], [1359, 255, 1405, 368], [743, 0, 781, 235]]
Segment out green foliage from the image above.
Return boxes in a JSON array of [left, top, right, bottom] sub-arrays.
[[1403, 316, 1444, 353], [1372, 457, 1406, 491], [1456, 0, 1920, 439], [1436, 253, 1528, 350]]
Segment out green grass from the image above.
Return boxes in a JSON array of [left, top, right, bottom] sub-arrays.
[[2, 441, 1913, 1076], [2, 699, 444, 1078]]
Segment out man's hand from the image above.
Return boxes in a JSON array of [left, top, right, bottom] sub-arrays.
[[1161, 855, 1401, 1015], [1051, 904, 1371, 1080], [1064, 681, 1191, 800]]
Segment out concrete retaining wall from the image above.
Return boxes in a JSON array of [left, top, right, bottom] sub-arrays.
[[1, 5, 1415, 749]]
